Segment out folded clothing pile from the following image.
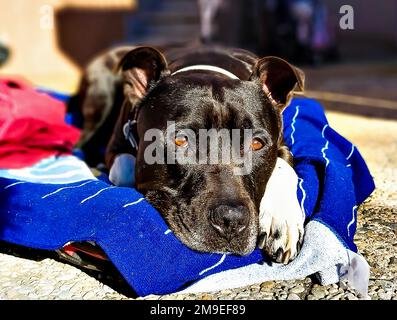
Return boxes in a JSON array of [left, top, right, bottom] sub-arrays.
[[0, 77, 80, 169]]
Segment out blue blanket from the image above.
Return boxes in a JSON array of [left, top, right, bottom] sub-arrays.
[[0, 97, 375, 296]]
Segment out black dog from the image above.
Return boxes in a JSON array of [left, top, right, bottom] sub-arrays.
[[78, 45, 305, 263]]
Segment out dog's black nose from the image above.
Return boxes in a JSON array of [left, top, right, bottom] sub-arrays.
[[210, 205, 249, 237]]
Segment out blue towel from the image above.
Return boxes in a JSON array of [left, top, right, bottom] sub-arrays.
[[0, 97, 375, 296], [284, 99, 374, 251]]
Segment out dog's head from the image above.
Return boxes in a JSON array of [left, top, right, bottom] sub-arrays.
[[118, 47, 304, 255]]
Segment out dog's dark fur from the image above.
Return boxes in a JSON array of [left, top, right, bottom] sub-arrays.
[[75, 45, 304, 258], [69, 46, 134, 167]]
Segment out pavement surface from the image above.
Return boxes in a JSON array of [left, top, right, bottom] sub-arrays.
[[0, 110, 396, 300]]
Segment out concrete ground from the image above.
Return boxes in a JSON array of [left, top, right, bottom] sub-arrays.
[[0, 110, 396, 300]]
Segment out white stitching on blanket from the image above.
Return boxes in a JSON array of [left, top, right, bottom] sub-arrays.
[[4, 181, 26, 189], [321, 124, 330, 168], [41, 180, 96, 199], [321, 141, 329, 168], [123, 197, 145, 208], [80, 186, 116, 204], [290, 105, 300, 146], [346, 145, 355, 160], [164, 229, 172, 235], [347, 205, 357, 237], [199, 254, 227, 276], [298, 178, 307, 220]]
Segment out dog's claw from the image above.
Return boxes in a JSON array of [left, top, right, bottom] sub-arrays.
[[275, 247, 283, 262], [282, 250, 291, 264], [296, 239, 302, 253], [258, 232, 267, 249]]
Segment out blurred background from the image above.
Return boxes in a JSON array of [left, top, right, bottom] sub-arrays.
[[0, 0, 396, 118]]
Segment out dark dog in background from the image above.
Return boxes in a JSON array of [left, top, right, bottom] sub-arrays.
[[69, 46, 134, 166], [71, 45, 305, 263]]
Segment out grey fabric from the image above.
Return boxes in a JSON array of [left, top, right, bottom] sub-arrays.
[[178, 221, 370, 297]]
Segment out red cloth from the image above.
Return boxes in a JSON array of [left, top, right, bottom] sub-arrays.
[[0, 77, 80, 169]]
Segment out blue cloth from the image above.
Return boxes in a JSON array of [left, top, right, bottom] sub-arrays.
[[284, 98, 374, 251], [0, 97, 374, 296]]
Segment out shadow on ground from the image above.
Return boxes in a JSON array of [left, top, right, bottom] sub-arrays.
[[0, 241, 137, 298]]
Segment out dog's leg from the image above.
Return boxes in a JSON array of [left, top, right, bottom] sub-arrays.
[[258, 157, 305, 264], [109, 153, 136, 187]]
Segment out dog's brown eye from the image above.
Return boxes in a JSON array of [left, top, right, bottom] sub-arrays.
[[251, 138, 264, 151], [175, 135, 188, 147]]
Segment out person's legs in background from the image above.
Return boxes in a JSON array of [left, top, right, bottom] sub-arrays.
[[198, 0, 267, 54]]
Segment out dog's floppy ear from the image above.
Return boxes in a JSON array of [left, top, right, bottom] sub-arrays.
[[251, 56, 305, 110], [117, 46, 169, 104]]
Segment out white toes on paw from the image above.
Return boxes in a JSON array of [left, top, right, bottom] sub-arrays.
[[258, 158, 305, 264], [258, 216, 304, 264]]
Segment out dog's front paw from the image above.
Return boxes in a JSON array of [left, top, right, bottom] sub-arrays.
[[258, 158, 305, 264], [258, 208, 304, 264]]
